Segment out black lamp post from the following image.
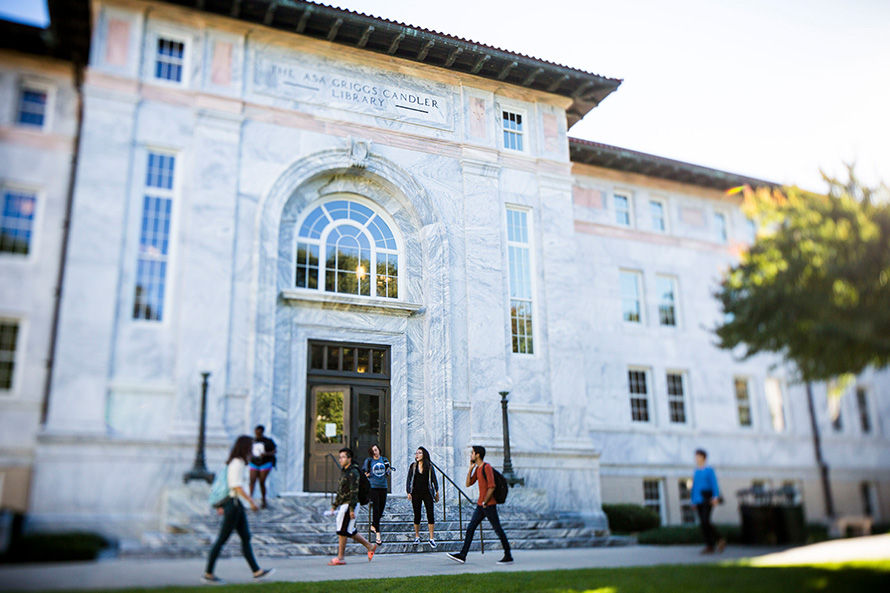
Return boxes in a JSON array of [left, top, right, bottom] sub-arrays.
[[497, 378, 524, 487], [183, 371, 214, 484]]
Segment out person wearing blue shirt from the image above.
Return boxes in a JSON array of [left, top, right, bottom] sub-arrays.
[[362, 444, 393, 545], [691, 449, 726, 554]]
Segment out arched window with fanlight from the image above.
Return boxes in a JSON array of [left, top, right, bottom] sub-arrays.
[[295, 199, 399, 299]]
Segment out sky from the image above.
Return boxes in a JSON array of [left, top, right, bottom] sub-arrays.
[[2, 0, 888, 192]]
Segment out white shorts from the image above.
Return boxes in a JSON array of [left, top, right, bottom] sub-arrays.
[[335, 503, 356, 536]]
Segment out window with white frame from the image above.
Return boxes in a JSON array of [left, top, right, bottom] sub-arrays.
[[16, 86, 49, 128], [735, 377, 753, 427], [614, 193, 631, 226], [133, 152, 176, 321], [629, 368, 650, 422], [154, 37, 185, 82], [714, 212, 728, 243], [620, 270, 643, 324], [501, 110, 524, 151], [0, 320, 19, 391], [650, 199, 666, 232], [856, 387, 872, 434], [1, 189, 37, 255], [678, 479, 696, 525], [506, 207, 534, 354], [656, 275, 677, 326], [830, 395, 843, 432], [295, 199, 400, 300], [764, 377, 786, 432], [667, 372, 687, 424], [643, 479, 664, 524]]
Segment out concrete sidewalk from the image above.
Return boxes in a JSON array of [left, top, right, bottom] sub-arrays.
[[1, 536, 888, 591]]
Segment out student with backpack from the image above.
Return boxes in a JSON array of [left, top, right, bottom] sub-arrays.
[[328, 447, 377, 566], [406, 446, 439, 547], [203, 435, 276, 584], [447, 445, 513, 565]]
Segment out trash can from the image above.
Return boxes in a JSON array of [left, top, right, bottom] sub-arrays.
[[737, 485, 805, 545]]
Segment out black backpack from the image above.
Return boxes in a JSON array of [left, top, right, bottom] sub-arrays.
[[357, 468, 372, 506], [488, 463, 509, 504]]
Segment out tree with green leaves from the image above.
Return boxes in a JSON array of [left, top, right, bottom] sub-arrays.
[[714, 168, 890, 518]]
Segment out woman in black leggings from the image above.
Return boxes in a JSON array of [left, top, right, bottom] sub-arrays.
[[406, 446, 439, 547], [362, 443, 393, 545]]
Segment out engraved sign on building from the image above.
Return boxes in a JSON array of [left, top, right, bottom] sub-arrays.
[[253, 51, 452, 130]]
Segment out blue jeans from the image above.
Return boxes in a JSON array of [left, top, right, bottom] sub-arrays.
[[205, 498, 260, 574], [459, 504, 511, 557]]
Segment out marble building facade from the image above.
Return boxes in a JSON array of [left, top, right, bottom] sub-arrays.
[[0, 0, 887, 538]]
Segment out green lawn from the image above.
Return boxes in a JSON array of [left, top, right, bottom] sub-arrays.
[[30, 562, 890, 593]]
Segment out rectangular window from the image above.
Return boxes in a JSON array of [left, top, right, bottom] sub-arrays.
[[714, 212, 728, 243], [656, 275, 677, 326], [507, 207, 533, 354], [629, 368, 650, 422], [667, 372, 686, 424], [765, 377, 786, 432], [650, 200, 666, 232], [0, 321, 19, 391], [1, 190, 37, 255], [860, 482, 875, 517], [615, 194, 631, 226], [735, 377, 752, 427], [678, 479, 696, 525], [643, 479, 664, 524], [856, 387, 872, 434], [502, 110, 523, 151], [155, 37, 185, 82], [620, 270, 642, 324], [133, 152, 175, 321], [16, 87, 48, 128], [830, 396, 843, 432]]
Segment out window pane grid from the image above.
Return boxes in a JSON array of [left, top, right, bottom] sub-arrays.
[[678, 479, 696, 525], [155, 38, 184, 82], [133, 152, 175, 322], [643, 479, 662, 523], [1, 191, 37, 255], [735, 378, 752, 427], [657, 276, 677, 326], [615, 195, 630, 226], [502, 111, 523, 151], [650, 201, 665, 231], [17, 89, 47, 127], [667, 372, 686, 423], [507, 208, 533, 354], [0, 321, 19, 390], [620, 271, 641, 323], [295, 200, 398, 299], [715, 212, 728, 243], [629, 369, 649, 422]]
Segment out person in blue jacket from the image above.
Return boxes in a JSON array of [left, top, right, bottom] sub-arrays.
[[362, 443, 394, 545], [691, 448, 726, 554]]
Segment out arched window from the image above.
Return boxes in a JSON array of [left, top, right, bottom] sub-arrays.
[[295, 199, 399, 299]]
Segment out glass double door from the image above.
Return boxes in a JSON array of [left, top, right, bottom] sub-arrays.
[[305, 383, 388, 492]]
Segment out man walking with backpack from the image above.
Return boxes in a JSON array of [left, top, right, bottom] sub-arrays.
[[328, 447, 377, 565], [447, 445, 513, 565]]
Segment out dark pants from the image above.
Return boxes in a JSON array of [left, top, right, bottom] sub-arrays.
[[411, 490, 435, 525], [369, 488, 387, 532], [696, 503, 720, 548], [459, 504, 511, 558], [205, 498, 259, 574]]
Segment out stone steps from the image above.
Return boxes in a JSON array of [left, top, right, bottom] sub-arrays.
[[122, 486, 611, 558]]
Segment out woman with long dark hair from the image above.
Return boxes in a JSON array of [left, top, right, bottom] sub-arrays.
[[203, 435, 275, 584], [406, 446, 439, 547], [362, 443, 393, 545]]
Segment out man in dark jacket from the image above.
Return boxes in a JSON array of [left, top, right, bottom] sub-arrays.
[[329, 447, 377, 565]]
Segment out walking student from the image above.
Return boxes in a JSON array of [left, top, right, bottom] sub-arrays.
[[329, 447, 377, 565], [406, 446, 439, 547], [362, 443, 393, 546], [692, 448, 726, 554], [447, 445, 513, 565], [248, 425, 276, 509], [203, 435, 275, 584]]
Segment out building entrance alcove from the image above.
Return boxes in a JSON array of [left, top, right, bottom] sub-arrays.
[[305, 340, 391, 492]]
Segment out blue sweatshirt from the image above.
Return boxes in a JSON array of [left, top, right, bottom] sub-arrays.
[[362, 456, 391, 489], [691, 466, 720, 505]]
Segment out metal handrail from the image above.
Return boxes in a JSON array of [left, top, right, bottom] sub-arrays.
[[429, 459, 485, 554]]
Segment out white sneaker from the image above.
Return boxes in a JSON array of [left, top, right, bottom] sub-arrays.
[[413, 537, 420, 545], [429, 538, 437, 548]]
